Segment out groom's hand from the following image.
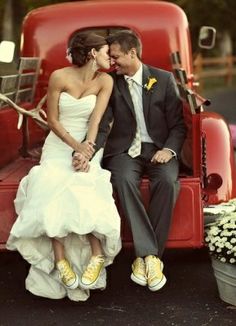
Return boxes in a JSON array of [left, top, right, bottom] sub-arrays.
[[151, 148, 173, 164], [72, 152, 90, 172]]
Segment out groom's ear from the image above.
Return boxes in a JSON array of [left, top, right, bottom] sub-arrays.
[[130, 48, 137, 58]]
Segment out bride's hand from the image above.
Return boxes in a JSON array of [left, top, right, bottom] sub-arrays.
[[76, 140, 95, 159], [72, 153, 90, 172]]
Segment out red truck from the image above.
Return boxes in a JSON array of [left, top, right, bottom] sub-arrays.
[[0, 0, 235, 250]]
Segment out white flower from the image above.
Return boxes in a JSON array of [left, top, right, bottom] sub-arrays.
[[204, 207, 236, 264], [210, 226, 220, 235], [225, 242, 233, 249], [221, 230, 227, 236]]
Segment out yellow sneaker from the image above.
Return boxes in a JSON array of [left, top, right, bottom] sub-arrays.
[[131, 257, 147, 286], [81, 255, 105, 289], [56, 259, 79, 290], [145, 255, 166, 291]]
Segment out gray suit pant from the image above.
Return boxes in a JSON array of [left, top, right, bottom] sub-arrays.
[[103, 143, 180, 258]]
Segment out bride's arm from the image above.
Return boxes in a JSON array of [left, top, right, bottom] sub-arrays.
[[47, 70, 94, 158], [86, 73, 113, 145]]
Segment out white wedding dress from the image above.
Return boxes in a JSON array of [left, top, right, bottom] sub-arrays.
[[7, 92, 121, 302]]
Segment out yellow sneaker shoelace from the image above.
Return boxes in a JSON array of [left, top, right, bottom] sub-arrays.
[[57, 260, 76, 284], [133, 258, 146, 276], [83, 255, 105, 282], [146, 257, 162, 280]]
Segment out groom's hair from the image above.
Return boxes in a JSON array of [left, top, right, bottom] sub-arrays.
[[106, 30, 142, 59]]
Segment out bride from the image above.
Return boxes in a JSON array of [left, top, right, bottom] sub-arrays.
[[7, 32, 121, 302]]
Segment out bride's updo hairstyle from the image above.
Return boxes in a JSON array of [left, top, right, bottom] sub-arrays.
[[68, 32, 107, 66]]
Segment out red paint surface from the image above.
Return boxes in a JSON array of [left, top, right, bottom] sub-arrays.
[[1, 1, 235, 249]]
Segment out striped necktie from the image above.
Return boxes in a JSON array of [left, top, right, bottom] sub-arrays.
[[127, 78, 141, 158]]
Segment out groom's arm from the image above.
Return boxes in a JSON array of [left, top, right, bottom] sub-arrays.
[[72, 103, 113, 166], [72, 101, 113, 169], [94, 101, 114, 152]]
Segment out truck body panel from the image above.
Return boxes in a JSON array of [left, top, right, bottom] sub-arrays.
[[0, 0, 235, 249]]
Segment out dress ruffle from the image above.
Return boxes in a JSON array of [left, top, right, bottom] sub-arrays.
[[7, 93, 121, 301]]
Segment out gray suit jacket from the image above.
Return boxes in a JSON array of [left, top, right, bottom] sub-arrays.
[[96, 64, 187, 158]]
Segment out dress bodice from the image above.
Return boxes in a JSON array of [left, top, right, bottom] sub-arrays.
[[41, 92, 97, 157], [58, 92, 97, 134]]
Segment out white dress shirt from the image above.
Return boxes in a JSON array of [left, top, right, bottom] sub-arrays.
[[124, 65, 153, 143], [125, 65, 176, 157]]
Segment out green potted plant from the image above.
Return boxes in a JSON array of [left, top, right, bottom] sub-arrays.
[[204, 199, 236, 306]]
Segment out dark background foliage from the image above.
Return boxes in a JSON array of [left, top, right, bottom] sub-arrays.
[[0, 0, 236, 65]]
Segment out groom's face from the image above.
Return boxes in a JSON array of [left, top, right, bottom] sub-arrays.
[[109, 43, 133, 75]]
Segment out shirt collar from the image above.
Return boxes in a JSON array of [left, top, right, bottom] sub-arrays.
[[124, 64, 143, 86]]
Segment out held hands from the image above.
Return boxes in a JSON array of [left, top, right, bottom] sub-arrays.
[[151, 148, 173, 164], [72, 152, 90, 173], [76, 140, 95, 160]]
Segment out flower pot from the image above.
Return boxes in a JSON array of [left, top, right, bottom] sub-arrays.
[[211, 257, 236, 306]]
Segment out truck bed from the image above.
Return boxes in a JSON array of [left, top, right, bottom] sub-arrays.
[[0, 157, 203, 250]]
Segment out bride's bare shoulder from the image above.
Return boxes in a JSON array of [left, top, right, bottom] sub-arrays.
[[97, 71, 113, 85], [49, 67, 74, 87], [50, 67, 72, 79]]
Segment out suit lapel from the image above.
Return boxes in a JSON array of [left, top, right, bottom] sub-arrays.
[[142, 64, 152, 122], [116, 65, 155, 119], [116, 76, 135, 116]]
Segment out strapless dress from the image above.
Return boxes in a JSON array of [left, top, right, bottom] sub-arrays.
[[7, 92, 121, 302]]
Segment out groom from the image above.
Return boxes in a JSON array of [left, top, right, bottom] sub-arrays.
[[74, 30, 186, 291]]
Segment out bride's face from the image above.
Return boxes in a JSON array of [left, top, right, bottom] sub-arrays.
[[96, 45, 110, 70]]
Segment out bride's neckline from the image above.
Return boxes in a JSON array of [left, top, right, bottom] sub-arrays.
[[60, 92, 96, 101]]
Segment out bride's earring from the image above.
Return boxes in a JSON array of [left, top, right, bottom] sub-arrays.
[[90, 49, 98, 71], [92, 57, 98, 72]]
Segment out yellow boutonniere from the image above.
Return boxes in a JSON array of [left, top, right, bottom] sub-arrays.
[[144, 77, 157, 91]]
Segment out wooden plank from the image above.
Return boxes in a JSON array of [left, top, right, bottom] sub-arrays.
[[18, 57, 41, 71], [0, 75, 18, 93], [0, 157, 38, 184]]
